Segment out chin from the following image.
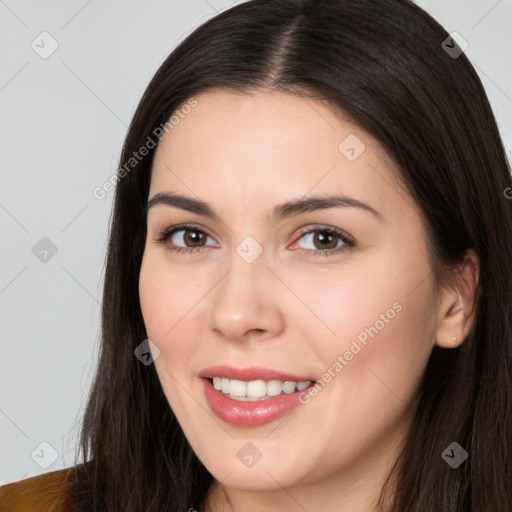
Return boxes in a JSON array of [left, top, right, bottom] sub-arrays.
[[202, 453, 313, 491]]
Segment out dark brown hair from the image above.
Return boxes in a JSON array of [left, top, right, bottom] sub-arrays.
[[72, 0, 512, 510]]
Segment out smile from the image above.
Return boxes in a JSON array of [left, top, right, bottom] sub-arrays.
[[200, 378, 317, 427], [210, 377, 312, 401]]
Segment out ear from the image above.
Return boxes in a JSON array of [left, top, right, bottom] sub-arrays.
[[435, 248, 480, 349]]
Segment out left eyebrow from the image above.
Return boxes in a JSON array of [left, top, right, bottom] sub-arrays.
[[269, 194, 385, 224], [144, 191, 385, 224]]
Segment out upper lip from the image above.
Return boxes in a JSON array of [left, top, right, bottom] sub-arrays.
[[198, 365, 317, 383]]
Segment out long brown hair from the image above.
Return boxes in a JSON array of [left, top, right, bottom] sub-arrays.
[[72, 0, 512, 510]]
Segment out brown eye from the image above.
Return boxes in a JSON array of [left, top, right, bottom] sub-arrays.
[[291, 226, 355, 257], [311, 231, 338, 250], [153, 224, 219, 254], [179, 229, 207, 247]]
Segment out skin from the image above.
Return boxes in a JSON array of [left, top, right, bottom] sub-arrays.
[[138, 89, 479, 511]]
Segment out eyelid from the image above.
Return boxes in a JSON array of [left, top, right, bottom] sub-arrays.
[[287, 224, 355, 256], [291, 224, 355, 244], [152, 222, 218, 245]]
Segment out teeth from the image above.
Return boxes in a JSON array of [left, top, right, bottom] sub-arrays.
[[211, 377, 312, 400], [296, 381, 310, 391]]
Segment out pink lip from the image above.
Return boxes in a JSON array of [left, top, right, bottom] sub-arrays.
[[198, 365, 316, 382], [200, 378, 314, 427]]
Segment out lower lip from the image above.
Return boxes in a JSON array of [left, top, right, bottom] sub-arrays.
[[201, 378, 312, 427]]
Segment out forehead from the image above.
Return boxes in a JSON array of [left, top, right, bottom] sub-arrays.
[[149, 89, 417, 222]]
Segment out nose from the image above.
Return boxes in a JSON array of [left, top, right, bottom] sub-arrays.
[[207, 252, 285, 343]]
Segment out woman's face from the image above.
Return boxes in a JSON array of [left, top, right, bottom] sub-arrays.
[[139, 89, 444, 499]]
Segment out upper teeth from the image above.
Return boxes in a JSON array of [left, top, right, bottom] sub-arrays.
[[212, 377, 312, 398]]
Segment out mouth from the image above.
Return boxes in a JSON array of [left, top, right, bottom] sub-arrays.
[[205, 376, 314, 401], [199, 368, 319, 427]]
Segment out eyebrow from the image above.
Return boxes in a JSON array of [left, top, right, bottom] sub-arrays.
[[144, 191, 384, 224]]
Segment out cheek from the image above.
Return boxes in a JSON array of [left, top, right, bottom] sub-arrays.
[[138, 253, 203, 367], [313, 239, 437, 359], [139, 259, 171, 340], [292, 245, 437, 427], [138, 255, 203, 422]]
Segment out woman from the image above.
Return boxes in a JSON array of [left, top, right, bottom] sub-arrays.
[[1, 0, 511, 510]]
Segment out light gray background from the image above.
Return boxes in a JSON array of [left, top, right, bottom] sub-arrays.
[[1, 0, 511, 485]]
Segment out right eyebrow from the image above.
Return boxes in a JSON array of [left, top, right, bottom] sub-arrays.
[[144, 192, 220, 220]]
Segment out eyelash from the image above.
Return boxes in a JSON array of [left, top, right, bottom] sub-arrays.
[[152, 223, 355, 257]]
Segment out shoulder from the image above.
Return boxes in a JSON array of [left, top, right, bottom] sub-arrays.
[[0, 466, 79, 512]]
